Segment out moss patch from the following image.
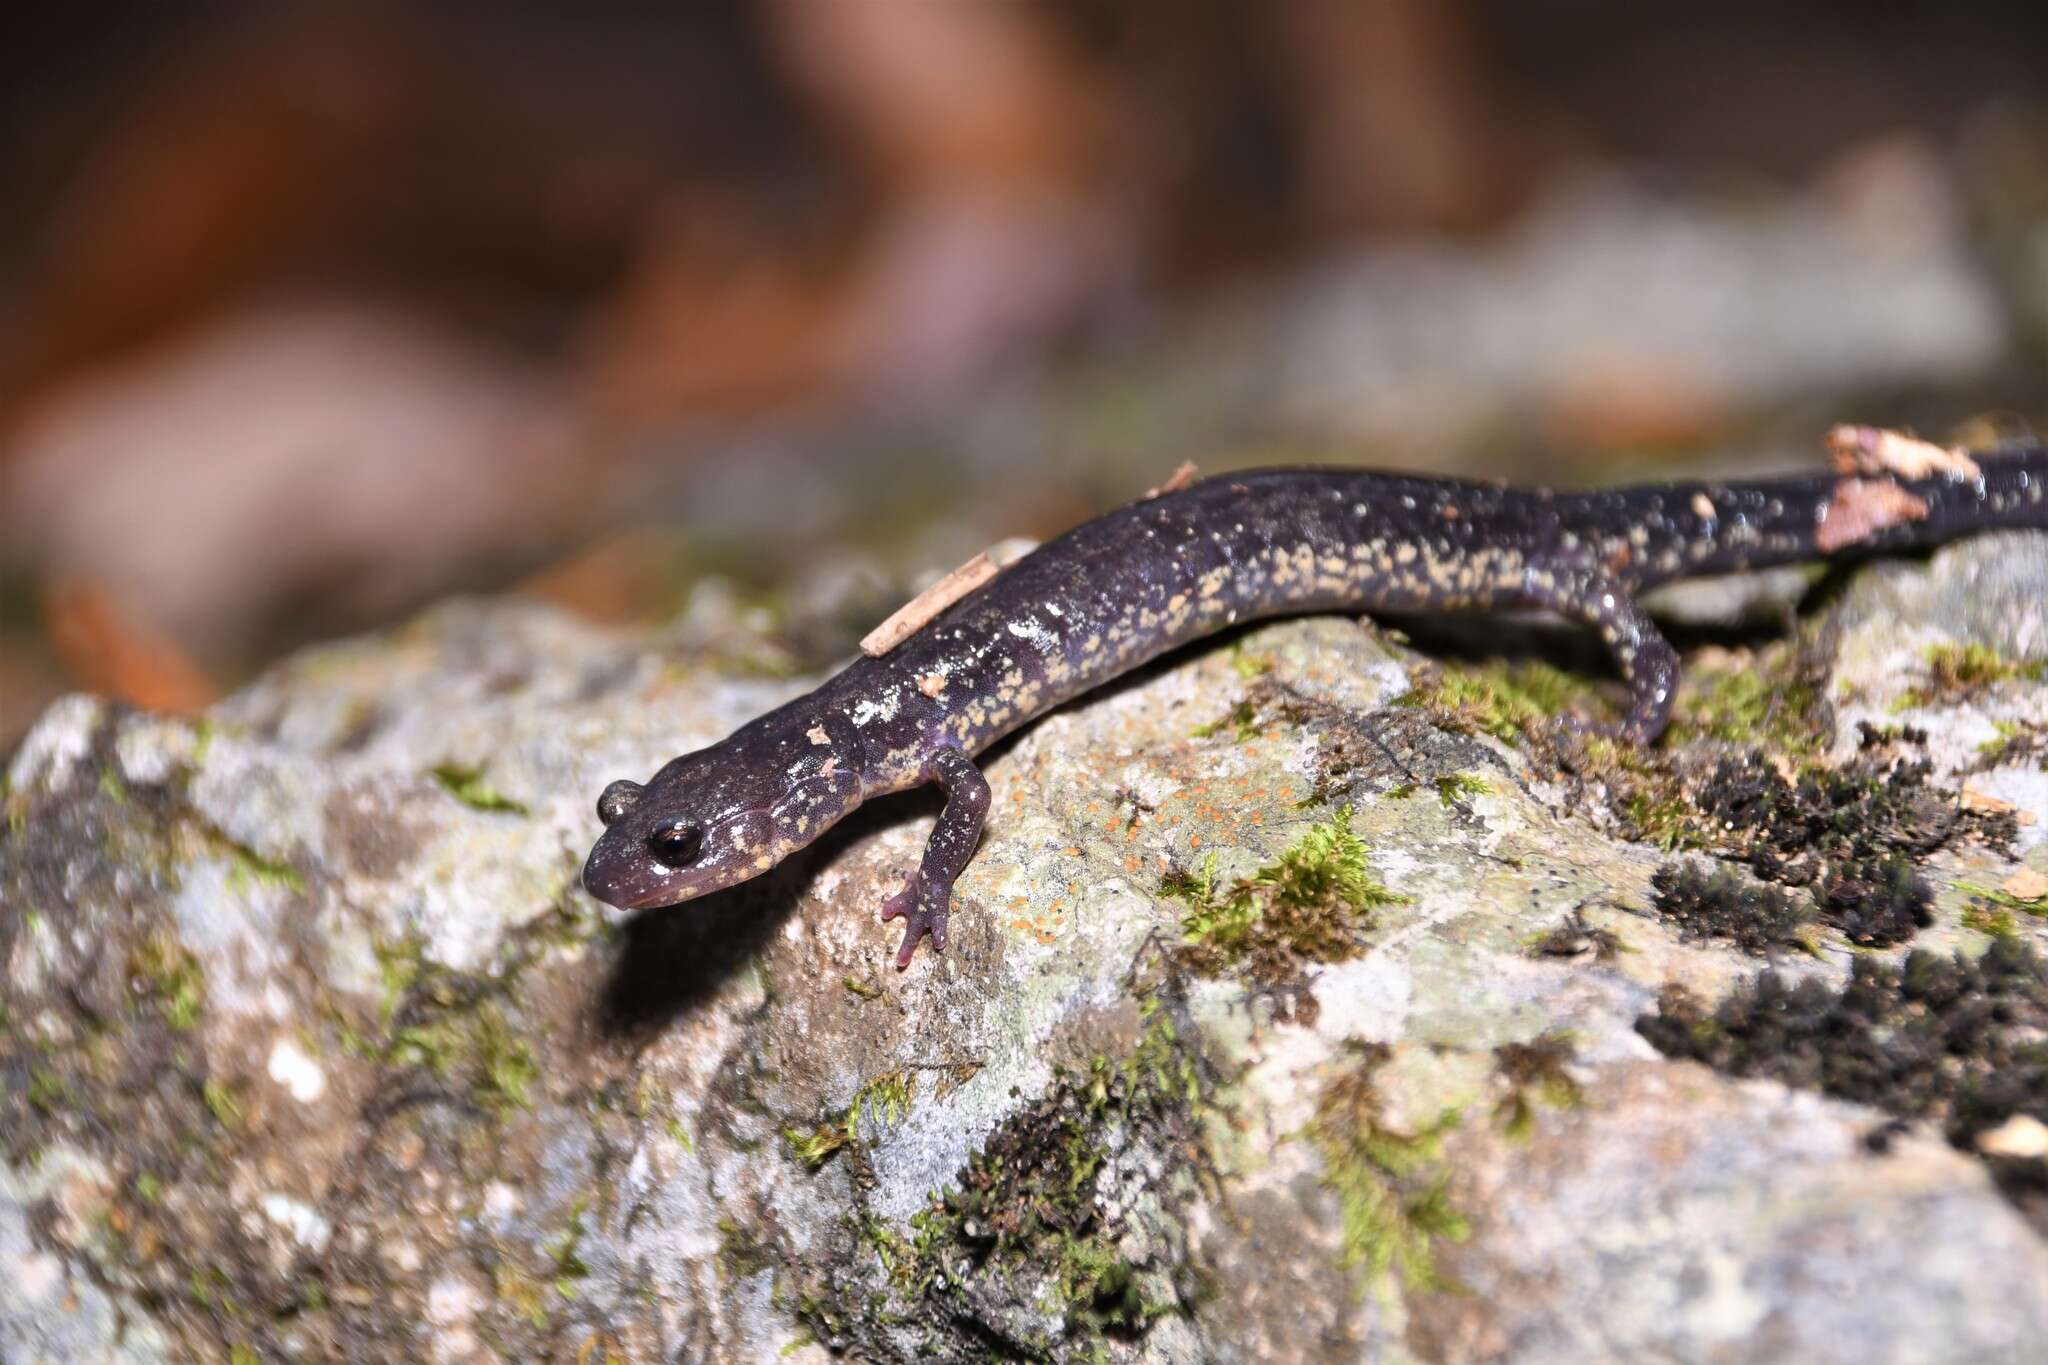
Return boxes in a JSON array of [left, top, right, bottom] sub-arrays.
[[1650, 861, 1815, 956], [1191, 697, 1266, 742], [383, 960, 540, 1118], [1306, 1041, 1469, 1296], [1396, 657, 1602, 747], [1638, 939, 2048, 1224], [781, 1069, 916, 1170], [215, 833, 306, 895], [1962, 903, 2019, 938], [1956, 878, 2048, 920], [1686, 729, 2003, 946], [127, 932, 208, 1031], [1664, 637, 1832, 756], [1972, 720, 2048, 773], [1491, 1034, 1583, 1142], [428, 762, 530, 816], [1568, 725, 2003, 951], [795, 1000, 1217, 1359], [1896, 642, 2046, 711], [1162, 806, 1406, 1015]]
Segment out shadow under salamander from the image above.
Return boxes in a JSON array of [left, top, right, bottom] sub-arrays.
[[595, 784, 943, 1039]]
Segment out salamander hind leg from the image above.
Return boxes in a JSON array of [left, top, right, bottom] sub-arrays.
[[1520, 554, 1681, 745], [881, 748, 991, 969]]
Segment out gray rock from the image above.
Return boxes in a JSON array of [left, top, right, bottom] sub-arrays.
[[3, 536, 2047, 1362]]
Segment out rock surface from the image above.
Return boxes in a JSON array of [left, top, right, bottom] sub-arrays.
[[4, 534, 2048, 1363]]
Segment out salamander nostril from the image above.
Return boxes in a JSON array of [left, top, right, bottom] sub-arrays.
[[597, 780, 643, 826], [647, 820, 704, 869]]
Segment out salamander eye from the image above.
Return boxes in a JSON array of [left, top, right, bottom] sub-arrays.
[[647, 820, 704, 869], [597, 780, 643, 826]]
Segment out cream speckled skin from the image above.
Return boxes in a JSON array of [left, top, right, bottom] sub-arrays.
[[584, 447, 2048, 966]]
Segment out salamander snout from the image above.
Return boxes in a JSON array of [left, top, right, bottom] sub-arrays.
[[596, 779, 643, 826]]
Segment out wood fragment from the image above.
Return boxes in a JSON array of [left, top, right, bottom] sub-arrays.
[[1826, 424, 1980, 481], [1977, 1114, 2048, 1160], [1143, 461, 1200, 499], [1961, 784, 2033, 823], [860, 552, 999, 657], [41, 577, 218, 713], [1815, 478, 1929, 553], [2003, 867, 2048, 901]]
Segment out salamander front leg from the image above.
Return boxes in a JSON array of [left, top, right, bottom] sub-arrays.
[[1522, 557, 1681, 744], [881, 748, 991, 969]]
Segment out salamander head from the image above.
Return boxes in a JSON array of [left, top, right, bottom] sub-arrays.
[[582, 712, 864, 911]]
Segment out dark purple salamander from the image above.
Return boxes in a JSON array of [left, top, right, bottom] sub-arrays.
[[583, 443, 2048, 967]]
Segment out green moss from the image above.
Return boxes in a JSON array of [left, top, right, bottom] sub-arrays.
[[1164, 806, 1406, 990], [1956, 880, 2048, 917], [1397, 657, 1600, 746], [1896, 642, 2046, 710], [799, 1001, 1213, 1356], [201, 1078, 242, 1130], [97, 766, 129, 805], [1491, 1034, 1583, 1141], [922, 1003, 1201, 1329], [1433, 773, 1493, 808], [841, 976, 881, 1001], [1667, 643, 1830, 754], [127, 933, 206, 1031], [1962, 903, 2019, 938], [1228, 644, 1274, 680], [230, 1343, 260, 1365], [781, 1123, 849, 1169], [374, 937, 425, 1021], [27, 1067, 68, 1114], [784, 1070, 917, 1170], [390, 999, 538, 1117], [547, 1198, 591, 1295], [1306, 1042, 1469, 1296], [429, 762, 530, 816], [479, 1011, 540, 1112], [218, 835, 305, 895], [134, 1172, 162, 1203], [719, 1217, 777, 1280], [496, 1260, 551, 1328], [1192, 697, 1264, 742], [1974, 720, 2048, 772]]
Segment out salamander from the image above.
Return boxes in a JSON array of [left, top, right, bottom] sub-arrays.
[[582, 440, 2048, 967]]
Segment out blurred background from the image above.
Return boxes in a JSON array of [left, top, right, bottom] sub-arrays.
[[6, 0, 2048, 747]]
